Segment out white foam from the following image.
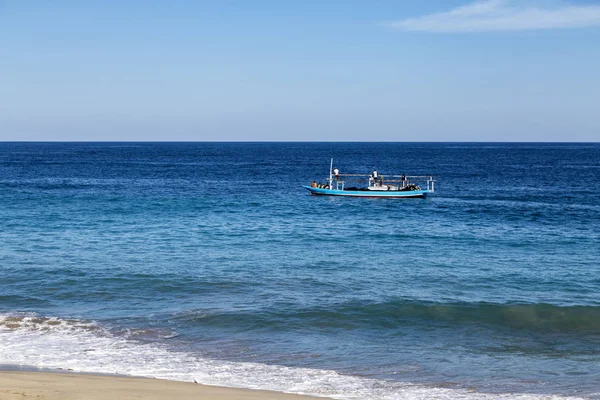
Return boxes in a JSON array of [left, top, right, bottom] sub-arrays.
[[0, 313, 581, 400]]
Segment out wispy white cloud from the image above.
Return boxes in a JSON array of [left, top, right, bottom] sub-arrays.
[[387, 0, 600, 33]]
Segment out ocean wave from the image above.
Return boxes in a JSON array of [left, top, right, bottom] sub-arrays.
[[0, 313, 178, 341], [351, 301, 600, 333], [173, 301, 600, 334], [0, 314, 104, 335], [0, 312, 581, 400]]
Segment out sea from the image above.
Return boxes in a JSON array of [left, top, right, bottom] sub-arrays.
[[0, 142, 599, 400]]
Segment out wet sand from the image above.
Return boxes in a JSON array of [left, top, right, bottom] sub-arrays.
[[0, 371, 330, 400]]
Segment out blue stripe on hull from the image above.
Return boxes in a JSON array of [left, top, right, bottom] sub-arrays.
[[303, 186, 429, 198]]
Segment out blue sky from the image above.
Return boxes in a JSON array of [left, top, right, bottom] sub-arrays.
[[1, 0, 599, 141]]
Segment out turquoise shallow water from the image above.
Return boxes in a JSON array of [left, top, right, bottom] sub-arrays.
[[1, 142, 599, 399]]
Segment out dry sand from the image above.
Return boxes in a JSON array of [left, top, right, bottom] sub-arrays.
[[0, 371, 330, 400]]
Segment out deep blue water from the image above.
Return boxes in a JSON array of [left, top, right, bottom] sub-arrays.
[[1, 142, 599, 399]]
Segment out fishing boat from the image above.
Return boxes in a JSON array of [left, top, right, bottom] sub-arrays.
[[304, 159, 435, 198]]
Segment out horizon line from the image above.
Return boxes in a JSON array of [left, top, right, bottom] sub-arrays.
[[1, 140, 598, 144]]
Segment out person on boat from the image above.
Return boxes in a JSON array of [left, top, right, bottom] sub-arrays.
[[372, 169, 378, 187], [333, 168, 339, 180], [312, 181, 317, 188]]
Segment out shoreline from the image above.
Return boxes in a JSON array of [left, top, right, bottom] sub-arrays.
[[0, 370, 331, 400]]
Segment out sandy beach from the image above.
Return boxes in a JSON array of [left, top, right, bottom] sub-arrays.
[[0, 371, 329, 400]]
